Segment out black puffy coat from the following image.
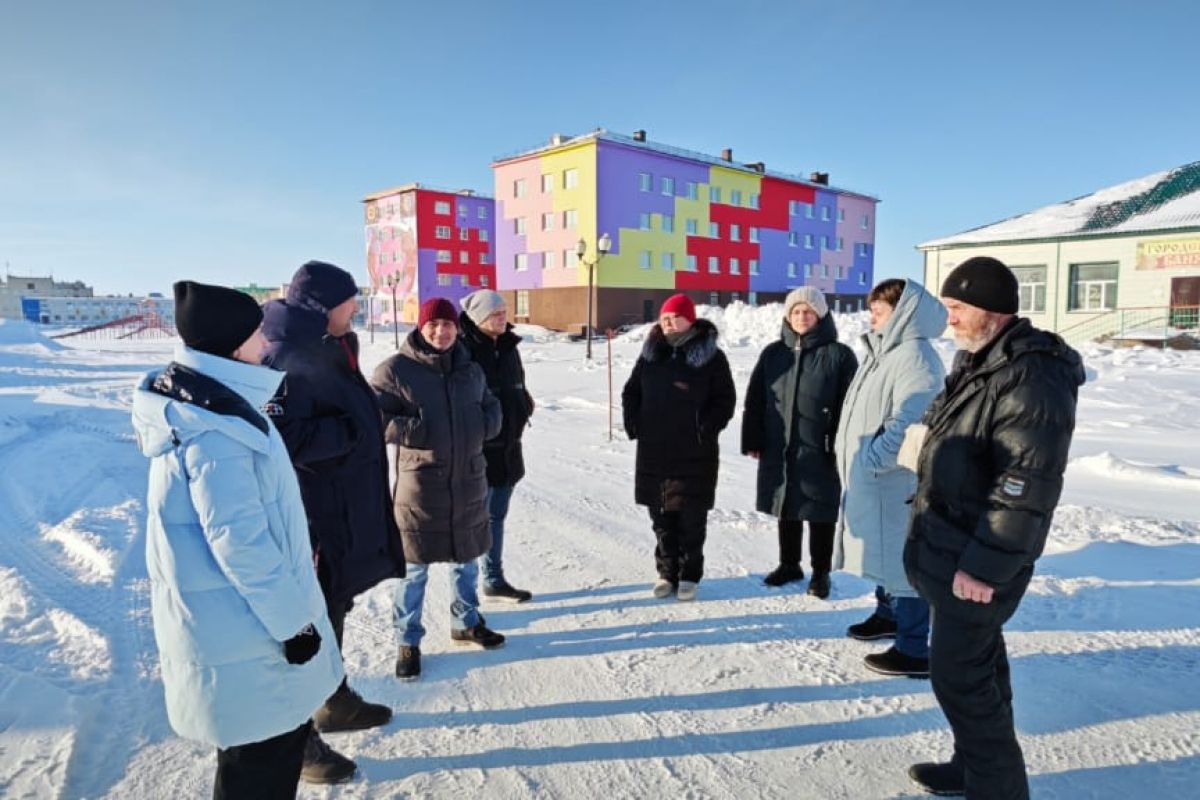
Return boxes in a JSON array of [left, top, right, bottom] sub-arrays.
[[371, 331, 502, 565], [741, 313, 858, 523], [622, 319, 737, 512], [260, 300, 405, 604], [458, 312, 534, 488], [904, 317, 1085, 613]]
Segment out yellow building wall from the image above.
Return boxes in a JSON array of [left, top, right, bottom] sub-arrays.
[[543, 142, 599, 289]]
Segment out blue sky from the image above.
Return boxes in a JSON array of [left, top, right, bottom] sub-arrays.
[[2, 0, 1197, 295]]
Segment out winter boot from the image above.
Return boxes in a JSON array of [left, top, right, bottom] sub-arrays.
[[676, 581, 698, 602], [651, 579, 676, 598], [482, 581, 533, 603], [806, 571, 831, 599], [763, 564, 804, 587], [300, 730, 357, 785], [313, 682, 392, 733], [864, 646, 930, 678], [450, 623, 506, 649], [847, 612, 898, 641], [908, 761, 965, 796], [395, 646, 421, 682]]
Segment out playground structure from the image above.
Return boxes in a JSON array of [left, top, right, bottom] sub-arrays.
[[50, 300, 176, 340]]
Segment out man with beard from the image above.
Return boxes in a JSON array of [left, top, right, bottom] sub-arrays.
[[903, 256, 1085, 799]]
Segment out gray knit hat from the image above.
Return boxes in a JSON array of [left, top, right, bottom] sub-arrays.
[[784, 286, 829, 318], [461, 290, 507, 325]]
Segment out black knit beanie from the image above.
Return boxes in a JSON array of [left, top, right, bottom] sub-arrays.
[[940, 256, 1019, 314], [173, 281, 264, 357], [287, 261, 358, 316]]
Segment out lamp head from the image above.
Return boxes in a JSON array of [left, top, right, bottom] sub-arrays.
[[598, 232, 612, 254], [576, 238, 587, 259]]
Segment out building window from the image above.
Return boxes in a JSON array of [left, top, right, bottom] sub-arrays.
[[861, 213, 870, 229], [787, 262, 797, 278], [513, 179, 526, 198], [837, 208, 845, 222], [731, 189, 743, 206], [480, 252, 491, 264], [436, 250, 452, 263], [640, 213, 652, 231], [687, 254, 698, 272], [748, 291, 758, 305], [686, 218, 698, 235], [640, 250, 652, 269], [1013, 265, 1048, 313], [461, 275, 472, 287], [709, 291, 719, 305], [543, 251, 556, 270], [460, 251, 469, 264], [435, 225, 451, 239], [708, 256, 720, 273], [749, 227, 759, 243], [514, 217, 526, 235], [563, 208, 578, 229], [839, 265, 848, 279], [822, 264, 830, 278], [804, 264, 813, 278], [710, 186, 721, 203], [789, 200, 799, 216], [517, 290, 529, 316], [459, 204, 468, 218], [857, 242, 867, 256], [459, 228, 470, 241], [805, 203, 814, 219], [542, 212, 555, 231], [858, 272, 867, 286], [437, 274, 452, 286], [662, 252, 675, 271], [563, 168, 579, 189], [639, 172, 652, 192], [479, 229, 489, 242], [805, 233, 814, 249], [434, 201, 451, 215], [481, 276, 490, 287], [788, 231, 798, 247], [565, 249, 579, 267], [730, 224, 741, 242], [478, 206, 489, 219], [730, 257, 741, 275], [542, 173, 554, 193], [1069, 263, 1119, 311], [836, 237, 844, 251], [731, 291, 741, 303], [749, 194, 760, 209], [662, 176, 675, 195], [710, 222, 720, 238], [821, 206, 831, 221], [515, 253, 528, 271], [821, 235, 830, 250], [749, 258, 759, 275], [685, 181, 698, 200], [662, 215, 674, 233]]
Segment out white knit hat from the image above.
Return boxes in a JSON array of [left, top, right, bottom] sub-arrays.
[[784, 286, 829, 318], [460, 289, 507, 325]]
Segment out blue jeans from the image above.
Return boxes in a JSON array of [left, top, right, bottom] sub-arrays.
[[393, 560, 481, 647], [875, 585, 931, 659], [480, 484, 515, 588]]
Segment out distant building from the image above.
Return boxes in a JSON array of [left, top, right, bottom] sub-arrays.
[[920, 161, 1200, 340], [234, 283, 287, 304], [491, 129, 879, 331], [21, 295, 176, 327], [362, 184, 495, 326], [1, 274, 92, 320]]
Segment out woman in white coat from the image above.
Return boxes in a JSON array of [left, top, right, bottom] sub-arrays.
[[833, 279, 947, 678], [132, 281, 343, 799]]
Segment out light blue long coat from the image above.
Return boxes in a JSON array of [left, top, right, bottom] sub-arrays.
[[833, 282, 947, 597], [132, 345, 343, 749]]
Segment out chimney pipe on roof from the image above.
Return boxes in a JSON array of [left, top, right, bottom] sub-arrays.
[[747, 161, 765, 173], [809, 171, 829, 185], [633, 129, 646, 142], [721, 148, 733, 162], [550, 133, 564, 146]]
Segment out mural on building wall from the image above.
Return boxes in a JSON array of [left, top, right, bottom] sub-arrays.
[[365, 192, 419, 325]]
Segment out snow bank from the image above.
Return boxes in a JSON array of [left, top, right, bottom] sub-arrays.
[[0, 319, 65, 352], [615, 302, 873, 351], [1069, 452, 1200, 490]]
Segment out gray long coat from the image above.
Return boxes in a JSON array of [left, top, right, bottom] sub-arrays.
[[833, 281, 947, 597], [371, 331, 501, 565]]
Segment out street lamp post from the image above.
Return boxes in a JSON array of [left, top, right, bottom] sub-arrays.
[[577, 232, 611, 360], [386, 273, 400, 350]]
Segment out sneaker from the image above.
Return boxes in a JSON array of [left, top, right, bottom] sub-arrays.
[[847, 612, 898, 641], [806, 571, 831, 599], [908, 761, 965, 796], [300, 730, 356, 785], [395, 645, 421, 681], [763, 564, 804, 587], [450, 623, 506, 649], [676, 581, 698, 602], [482, 582, 533, 603], [864, 646, 930, 678], [313, 683, 392, 733], [651, 579, 676, 598]]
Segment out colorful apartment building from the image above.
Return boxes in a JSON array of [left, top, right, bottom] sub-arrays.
[[362, 184, 495, 325], [491, 130, 878, 331]]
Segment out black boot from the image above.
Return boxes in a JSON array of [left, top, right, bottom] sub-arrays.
[[763, 564, 804, 587], [864, 646, 930, 678], [482, 581, 533, 603], [300, 730, 356, 785], [450, 623, 506, 649], [395, 646, 421, 681], [313, 681, 392, 733], [806, 571, 831, 599], [847, 612, 898, 641], [908, 761, 965, 796]]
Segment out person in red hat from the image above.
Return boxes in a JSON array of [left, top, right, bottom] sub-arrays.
[[370, 298, 503, 681], [621, 293, 736, 602]]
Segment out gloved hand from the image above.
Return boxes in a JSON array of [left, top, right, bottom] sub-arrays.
[[283, 623, 321, 665]]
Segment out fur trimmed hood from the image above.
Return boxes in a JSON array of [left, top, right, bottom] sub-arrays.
[[641, 318, 721, 368]]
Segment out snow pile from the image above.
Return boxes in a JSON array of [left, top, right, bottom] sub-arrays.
[[615, 302, 873, 352], [1069, 452, 1200, 490], [0, 319, 66, 354]]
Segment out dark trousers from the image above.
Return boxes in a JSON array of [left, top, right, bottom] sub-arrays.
[[930, 606, 1029, 800], [648, 505, 708, 584], [213, 720, 311, 800], [778, 519, 835, 574], [324, 596, 350, 697]]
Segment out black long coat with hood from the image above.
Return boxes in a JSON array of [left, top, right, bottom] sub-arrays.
[[458, 311, 534, 488], [741, 313, 858, 523], [260, 299, 405, 605], [622, 318, 737, 512]]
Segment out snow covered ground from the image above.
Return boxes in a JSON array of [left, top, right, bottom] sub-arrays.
[[1, 306, 1197, 799]]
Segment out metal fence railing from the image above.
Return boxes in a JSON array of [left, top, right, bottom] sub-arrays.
[[1059, 305, 1199, 345]]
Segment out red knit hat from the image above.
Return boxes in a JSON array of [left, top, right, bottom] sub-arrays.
[[418, 297, 457, 328], [659, 293, 696, 323]]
